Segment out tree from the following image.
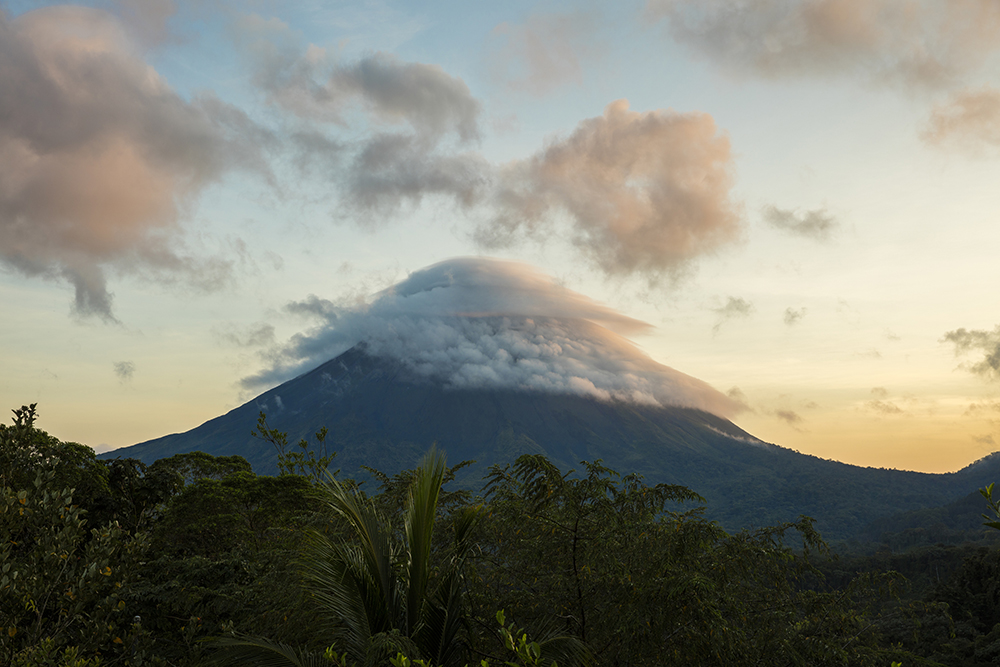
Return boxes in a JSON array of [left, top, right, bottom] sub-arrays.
[[304, 447, 480, 666], [0, 406, 153, 666], [130, 464, 320, 665], [213, 448, 487, 667], [979, 482, 1000, 530], [0, 405, 111, 513], [470, 454, 917, 667]]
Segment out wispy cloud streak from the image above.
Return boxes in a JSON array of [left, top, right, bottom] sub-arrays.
[[650, 0, 1000, 89]]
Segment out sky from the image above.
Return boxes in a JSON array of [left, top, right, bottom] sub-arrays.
[[4, 0, 1000, 473]]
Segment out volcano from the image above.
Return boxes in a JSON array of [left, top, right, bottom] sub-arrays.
[[100, 258, 1000, 541], [102, 343, 1000, 541]]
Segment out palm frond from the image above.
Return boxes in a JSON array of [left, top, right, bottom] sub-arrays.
[[537, 635, 595, 667], [521, 615, 596, 667], [405, 447, 446, 636], [208, 636, 332, 667], [321, 476, 399, 616], [303, 540, 378, 660]]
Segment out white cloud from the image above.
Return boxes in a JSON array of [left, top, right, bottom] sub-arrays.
[[244, 257, 740, 418]]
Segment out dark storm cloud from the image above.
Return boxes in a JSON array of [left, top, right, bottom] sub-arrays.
[[0, 5, 275, 321], [942, 326, 1000, 381], [243, 257, 741, 418]]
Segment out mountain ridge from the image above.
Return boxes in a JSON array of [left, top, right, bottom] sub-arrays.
[[101, 345, 1000, 541]]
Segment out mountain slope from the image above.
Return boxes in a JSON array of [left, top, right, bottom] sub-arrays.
[[102, 346, 1000, 541]]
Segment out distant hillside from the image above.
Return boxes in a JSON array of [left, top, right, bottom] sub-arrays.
[[850, 487, 1000, 551], [101, 345, 1000, 541]]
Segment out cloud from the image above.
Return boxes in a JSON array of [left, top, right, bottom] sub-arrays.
[[488, 11, 600, 96], [871, 386, 889, 399], [113, 360, 135, 382], [0, 6, 275, 321], [650, 0, 1000, 88], [922, 87, 1000, 152], [866, 399, 903, 415], [726, 386, 754, 412], [480, 99, 742, 279], [783, 307, 806, 326], [243, 257, 741, 418], [214, 323, 277, 348], [235, 20, 742, 277], [763, 205, 838, 240], [712, 296, 754, 333], [233, 15, 489, 221], [973, 434, 996, 446], [242, 29, 481, 141], [343, 135, 489, 219], [942, 326, 1000, 380], [110, 0, 176, 49], [775, 409, 803, 426], [964, 399, 1000, 416]]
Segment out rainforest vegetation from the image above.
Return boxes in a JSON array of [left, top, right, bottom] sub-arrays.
[[4, 403, 1000, 666]]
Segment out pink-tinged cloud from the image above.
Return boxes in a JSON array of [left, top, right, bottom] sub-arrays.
[[651, 0, 1000, 88], [235, 18, 740, 274], [481, 99, 741, 279], [923, 87, 1000, 151], [0, 6, 273, 320]]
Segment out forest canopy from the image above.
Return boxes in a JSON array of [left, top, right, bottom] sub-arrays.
[[2, 404, 998, 666]]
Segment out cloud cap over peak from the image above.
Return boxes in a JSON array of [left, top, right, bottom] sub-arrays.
[[246, 257, 739, 418], [379, 258, 652, 333]]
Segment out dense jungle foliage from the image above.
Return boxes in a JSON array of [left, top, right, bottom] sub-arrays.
[[4, 403, 1000, 666]]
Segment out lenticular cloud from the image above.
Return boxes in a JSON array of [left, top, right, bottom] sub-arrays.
[[246, 257, 739, 418]]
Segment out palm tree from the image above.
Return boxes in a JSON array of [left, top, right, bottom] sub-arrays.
[[305, 447, 480, 666], [213, 447, 481, 667]]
